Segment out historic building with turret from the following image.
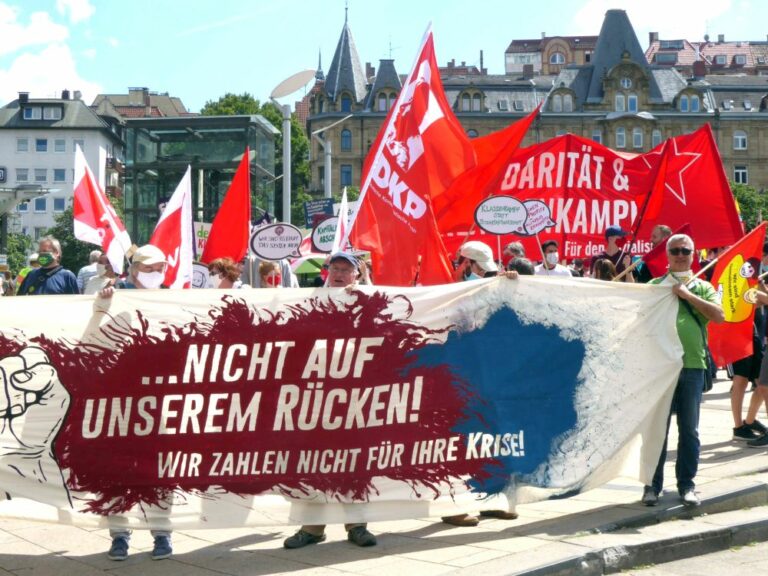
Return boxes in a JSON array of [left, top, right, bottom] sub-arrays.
[[306, 9, 768, 197]]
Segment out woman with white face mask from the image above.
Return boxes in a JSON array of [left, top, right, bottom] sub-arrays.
[[207, 257, 243, 289], [99, 244, 168, 297]]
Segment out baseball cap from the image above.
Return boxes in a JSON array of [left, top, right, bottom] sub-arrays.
[[605, 225, 628, 238], [329, 251, 359, 268], [132, 244, 167, 265], [459, 241, 498, 273]]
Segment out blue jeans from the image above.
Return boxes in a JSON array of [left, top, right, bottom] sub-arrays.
[[651, 368, 705, 495]]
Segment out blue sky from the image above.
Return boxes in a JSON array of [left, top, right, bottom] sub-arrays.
[[1, 0, 765, 113]]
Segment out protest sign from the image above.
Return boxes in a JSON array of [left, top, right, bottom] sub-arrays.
[[249, 223, 303, 261]]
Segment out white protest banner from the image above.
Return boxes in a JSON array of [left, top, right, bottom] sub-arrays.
[[249, 223, 303, 261], [0, 279, 680, 529]]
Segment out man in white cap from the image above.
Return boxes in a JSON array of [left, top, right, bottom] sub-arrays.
[[455, 240, 499, 281], [119, 245, 168, 290]]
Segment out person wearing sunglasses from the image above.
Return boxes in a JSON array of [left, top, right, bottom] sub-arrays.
[[641, 233, 724, 508]]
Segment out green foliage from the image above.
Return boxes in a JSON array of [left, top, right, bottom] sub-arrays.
[[5, 231, 33, 276], [200, 94, 311, 222], [731, 182, 768, 232], [335, 186, 360, 202]]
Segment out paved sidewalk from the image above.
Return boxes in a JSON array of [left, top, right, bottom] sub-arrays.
[[2, 374, 768, 576]]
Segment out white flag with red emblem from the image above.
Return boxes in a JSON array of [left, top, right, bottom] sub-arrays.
[[149, 166, 194, 288], [73, 146, 132, 274]]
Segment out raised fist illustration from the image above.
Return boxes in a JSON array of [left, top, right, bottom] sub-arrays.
[[1, 346, 71, 506]]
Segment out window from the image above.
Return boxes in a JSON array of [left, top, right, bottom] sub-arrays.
[[472, 93, 481, 112], [691, 95, 700, 112], [377, 93, 387, 112], [680, 95, 689, 112], [722, 100, 733, 110], [632, 127, 643, 148], [461, 93, 471, 112], [656, 53, 677, 64], [659, 40, 684, 50], [43, 106, 62, 120], [734, 165, 748, 184], [498, 100, 509, 111], [615, 93, 625, 112], [744, 100, 753, 111], [54, 138, 66, 152], [340, 129, 352, 152], [53, 198, 66, 212], [34, 198, 47, 212], [563, 94, 573, 112], [551, 94, 562, 112], [73, 139, 84, 152], [35, 138, 47, 152], [23, 107, 42, 120], [734, 130, 748, 150], [16, 202, 28, 213], [340, 164, 353, 186], [340, 95, 352, 112], [627, 93, 638, 112], [549, 52, 565, 64], [591, 129, 603, 144], [467, 129, 479, 138], [652, 129, 663, 148], [620, 77, 632, 89], [714, 54, 727, 65], [34, 169, 46, 182], [616, 127, 626, 148], [16, 138, 28, 152], [34, 227, 46, 240], [734, 54, 747, 65], [53, 168, 66, 182], [16, 168, 28, 182]]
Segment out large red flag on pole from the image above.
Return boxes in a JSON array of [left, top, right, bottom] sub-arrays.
[[200, 148, 251, 264], [73, 146, 132, 274], [707, 222, 767, 366], [641, 223, 700, 278], [347, 27, 475, 285], [149, 166, 193, 288]]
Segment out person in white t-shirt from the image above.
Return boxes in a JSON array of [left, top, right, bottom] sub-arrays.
[[534, 240, 572, 277]]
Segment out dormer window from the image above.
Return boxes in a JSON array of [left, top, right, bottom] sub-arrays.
[[459, 90, 483, 112], [43, 106, 62, 120], [23, 107, 42, 120], [378, 93, 388, 112], [714, 54, 727, 65], [734, 54, 747, 66], [620, 77, 632, 89], [340, 95, 352, 112], [549, 52, 565, 65]]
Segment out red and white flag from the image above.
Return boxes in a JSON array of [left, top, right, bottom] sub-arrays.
[[201, 148, 251, 264], [347, 27, 475, 285], [330, 187, 350, 254], [149, 166, 193, 288], [73, 146, 132, 274]]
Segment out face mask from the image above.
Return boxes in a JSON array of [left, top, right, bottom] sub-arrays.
[[265, 274, 282, 287], [136, 270, 164, 289], [96, 264, 106, 276], [209, 274, 223, 289], [465, 272, 482, 281], [37, 252, 55, 267], [546, 252, 560, 266]]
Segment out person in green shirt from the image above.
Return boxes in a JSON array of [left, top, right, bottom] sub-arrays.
[[642, 233, 724, 508]]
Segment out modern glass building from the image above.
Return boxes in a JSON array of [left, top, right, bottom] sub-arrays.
[[123, 115, 278, 244]]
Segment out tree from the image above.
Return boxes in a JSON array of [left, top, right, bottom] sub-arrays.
[[731, 182, 768, 232], [5, 231, 33, 276], [200, 93, 310, 224]]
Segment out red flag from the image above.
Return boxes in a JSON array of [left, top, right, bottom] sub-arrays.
[[433, 105, 539, 229], [642, 224, 701, 278], [73, 146, 131, 274], [347, 28, 475, 285], [149, 166, 193, 288], [201, 148, 251, 264], [637, 124, 742, 249], [707, 222, 767, 366]]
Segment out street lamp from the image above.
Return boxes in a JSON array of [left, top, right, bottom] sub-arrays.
[[311, 114, 353, 199], [270, 69, 316, 225]]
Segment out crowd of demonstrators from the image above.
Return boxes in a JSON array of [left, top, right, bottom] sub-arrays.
[[642, 233, 724, 508], [534, 240, 571, 277]]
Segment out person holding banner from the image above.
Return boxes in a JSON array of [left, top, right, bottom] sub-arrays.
[[642, 234, 724, 507], [18, 237, 79, 296]]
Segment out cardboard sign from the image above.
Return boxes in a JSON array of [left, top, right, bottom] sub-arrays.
[[249, 223, 303, 261], [311, 217, 338, 253], [474, 196, 527, 235]]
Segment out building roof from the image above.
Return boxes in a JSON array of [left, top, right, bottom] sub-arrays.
[[0, 96, 111, 130], [324, 17, 368, 104], [506, 36, 597, 54], [91, 88, 193, 119], [365, 59, 402, 110]]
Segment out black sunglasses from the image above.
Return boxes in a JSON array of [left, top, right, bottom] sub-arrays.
[[669, 247, 693, 256]]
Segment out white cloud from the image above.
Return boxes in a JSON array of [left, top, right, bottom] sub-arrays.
[[107, 37, 119, 48], [0, 4, 69, 56], [0, 44, 102, 106], [82, 47, 96, 59], [56, 0, 95, 24]]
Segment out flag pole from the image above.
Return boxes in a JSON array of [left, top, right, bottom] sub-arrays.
[[612, 258, 642, 282], [685, 256, 719, 285]]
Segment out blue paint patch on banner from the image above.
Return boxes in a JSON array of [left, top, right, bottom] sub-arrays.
[[410, 306, 585, 494]]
